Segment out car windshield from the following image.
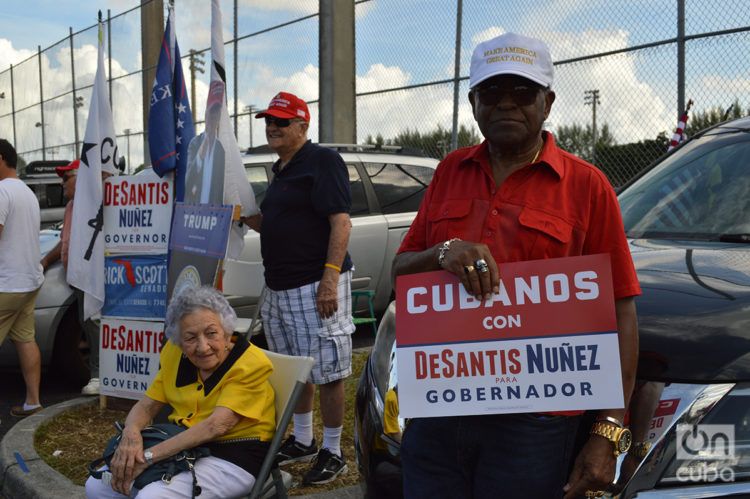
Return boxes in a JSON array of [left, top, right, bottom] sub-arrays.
[[620, 131, 750, 240]]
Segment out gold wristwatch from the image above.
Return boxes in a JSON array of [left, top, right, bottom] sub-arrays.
[[590, 418, 632, 456]]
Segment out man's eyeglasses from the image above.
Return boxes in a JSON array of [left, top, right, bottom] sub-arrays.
[[473, 84, 542, 106], [264, 116, 300, 128]]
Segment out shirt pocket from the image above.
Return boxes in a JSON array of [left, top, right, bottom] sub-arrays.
[[518, 206, 573, 259], [427, 199, 479, 244]]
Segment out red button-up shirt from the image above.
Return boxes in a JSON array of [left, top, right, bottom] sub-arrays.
[[399, 132, 641, 300]]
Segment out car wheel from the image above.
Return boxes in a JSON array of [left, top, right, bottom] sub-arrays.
[[51, 307, 90, 387]]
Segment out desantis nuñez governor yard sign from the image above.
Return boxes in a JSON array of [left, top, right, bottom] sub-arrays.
[[395, 254, 624, 418]]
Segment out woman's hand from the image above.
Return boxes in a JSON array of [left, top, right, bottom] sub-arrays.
[[440, 240, 500, 300], [109, 428, 145, 495]]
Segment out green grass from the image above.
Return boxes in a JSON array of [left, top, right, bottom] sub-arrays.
[[35, 350, 369, 495]]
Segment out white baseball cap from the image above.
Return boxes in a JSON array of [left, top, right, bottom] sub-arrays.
[[469, 32, 554, 89]]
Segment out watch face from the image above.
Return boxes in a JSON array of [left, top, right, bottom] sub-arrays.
[[618, 429, 633, 453]]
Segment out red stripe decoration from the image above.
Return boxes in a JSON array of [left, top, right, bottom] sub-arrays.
[[668, 99, 693, 152]]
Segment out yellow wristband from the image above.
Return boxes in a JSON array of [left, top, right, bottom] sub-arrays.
[[324, 263, 342, 273]]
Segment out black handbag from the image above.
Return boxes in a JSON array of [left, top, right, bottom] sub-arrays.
[[88, 422, 211, 497]]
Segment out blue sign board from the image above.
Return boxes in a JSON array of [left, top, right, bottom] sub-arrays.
[[103, 254, 168, 319], [169, 203, 233, 258]]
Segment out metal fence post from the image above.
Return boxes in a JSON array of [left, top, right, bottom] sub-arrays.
[[450, 0, 463, 152], [108, 9, 113, 108], [70, 27, 80, 157], [233, 0, 239, 136], [38, 46, 46, 161], [677, 0, 685, 119], [9, 64, 16, 147]]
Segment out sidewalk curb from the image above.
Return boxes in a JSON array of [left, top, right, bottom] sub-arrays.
[[0, 396, 94, 499], [0, 397, 364, 499]]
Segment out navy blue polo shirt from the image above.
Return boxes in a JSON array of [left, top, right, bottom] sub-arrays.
[[260, 141, 353, 291]]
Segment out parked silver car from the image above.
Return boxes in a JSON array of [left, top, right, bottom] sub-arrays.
[[0, 145, 438, 385]]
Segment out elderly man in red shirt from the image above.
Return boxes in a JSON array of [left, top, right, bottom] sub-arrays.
[[393, 32, 640, 499]]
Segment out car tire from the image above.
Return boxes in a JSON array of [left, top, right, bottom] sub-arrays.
[[51, 307, 90, 387]]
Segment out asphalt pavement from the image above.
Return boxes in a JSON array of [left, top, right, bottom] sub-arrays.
[[0, 369, 86, 444]]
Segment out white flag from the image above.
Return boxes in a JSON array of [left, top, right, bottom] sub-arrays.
[[209, 0, 257, 259], [67, 17, 119, 320]]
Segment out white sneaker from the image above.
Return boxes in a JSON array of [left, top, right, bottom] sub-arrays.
[[81, 378, 100, 395]]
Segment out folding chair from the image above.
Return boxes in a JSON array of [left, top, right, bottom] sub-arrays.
[[247, 350, 314, 499], [222, 258, 266, 337], [352, 289, 377, 336]]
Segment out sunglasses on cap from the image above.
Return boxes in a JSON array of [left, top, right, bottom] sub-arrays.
[[473, 83, 543, 107], [264, 116, 303, 128]]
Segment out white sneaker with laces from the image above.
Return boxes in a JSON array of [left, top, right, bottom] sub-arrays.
[[81, 378, 100, 395]]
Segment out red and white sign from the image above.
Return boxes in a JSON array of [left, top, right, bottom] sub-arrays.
[[396, 254, 624, 418], [99, 317, 165, 400], [103, 169, 173, 254], [648, 398, 680, 443]]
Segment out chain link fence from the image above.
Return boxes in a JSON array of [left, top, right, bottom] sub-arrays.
[[1, 0, 748, 186]]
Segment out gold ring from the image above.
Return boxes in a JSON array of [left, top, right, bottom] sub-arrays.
[[585, 491, 606, 498], [463, 265, 475, 274]]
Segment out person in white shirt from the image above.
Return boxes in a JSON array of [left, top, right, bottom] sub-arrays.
[[0, 139, 45, 418]]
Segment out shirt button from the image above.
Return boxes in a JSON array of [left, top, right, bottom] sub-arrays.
[[491, 209, 498, 216], [197, 385, 203, 390], [486, 230, 493, 236]]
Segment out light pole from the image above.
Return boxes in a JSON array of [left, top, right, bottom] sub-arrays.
[[123, 129, 132, 174], [74, 95, 84, 157], [584, 89, 600, 164], [244, 105, 255, 149], [35, 121, 47, 161], [189, 50, 206, 124]]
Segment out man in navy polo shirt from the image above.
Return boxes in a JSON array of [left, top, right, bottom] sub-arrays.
[[243, 91, 354, 485]]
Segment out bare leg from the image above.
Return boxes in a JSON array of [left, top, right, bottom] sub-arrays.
[[294, 381, 315, 414], [318, 379, 344, 428], [13, 339, 41, 406]]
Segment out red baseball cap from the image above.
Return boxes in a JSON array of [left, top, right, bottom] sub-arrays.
[[56, 159, 80, 178], [255, 92, 310, 122]]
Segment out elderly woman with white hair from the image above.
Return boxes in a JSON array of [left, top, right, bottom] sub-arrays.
[[85, 286, 275, 499]]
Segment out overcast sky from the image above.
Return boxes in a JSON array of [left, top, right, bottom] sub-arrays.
[[1, 0, 748, 161]]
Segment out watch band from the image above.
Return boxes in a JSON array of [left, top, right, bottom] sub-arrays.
[[596, 415, 624, 427], [143, 450, 154, 466]]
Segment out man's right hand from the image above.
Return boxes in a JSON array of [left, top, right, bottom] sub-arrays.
[[241, 214, 262, 232], [439, 241, 499, 300]]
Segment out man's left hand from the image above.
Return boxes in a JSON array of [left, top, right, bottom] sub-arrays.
[[563, 436, 617, 499], [316, 269, 339, 319]]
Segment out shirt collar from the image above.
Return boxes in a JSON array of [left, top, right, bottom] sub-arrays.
[[272, 139, 312, 175], [460, 131, 566, 180], [175, 333, 250, 395]]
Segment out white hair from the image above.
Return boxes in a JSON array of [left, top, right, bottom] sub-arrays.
[[164, 286, 236, 345]]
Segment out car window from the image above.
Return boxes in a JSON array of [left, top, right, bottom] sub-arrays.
[[620, 136, 750, 239], [246, 165, 270, 205], [363, 162, 434, 214], [347, 164, 369, 216], [45, 183, 64, 209]]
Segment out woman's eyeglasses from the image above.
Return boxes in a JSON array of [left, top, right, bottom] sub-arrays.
[[264, 116, 298, 128], [473, 84, 542, 106]]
